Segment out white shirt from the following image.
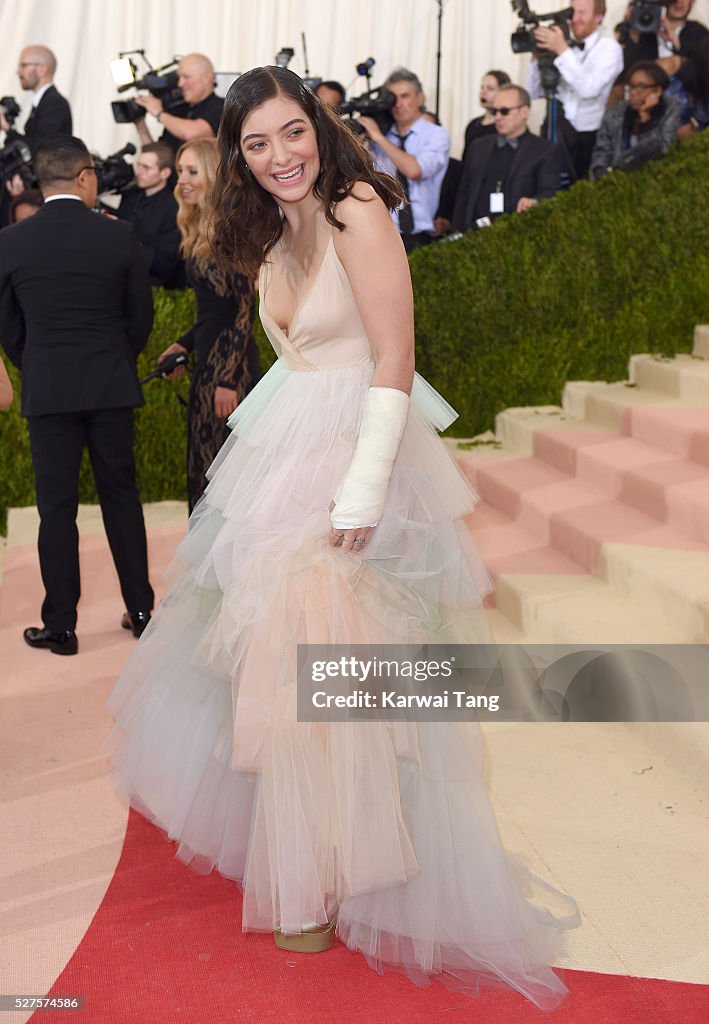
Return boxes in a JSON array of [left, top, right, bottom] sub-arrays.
[[371, 116, 450, 234], [526, 30, 624, 132], [32, 82, 52, 108], [44, 194, 81, 202]]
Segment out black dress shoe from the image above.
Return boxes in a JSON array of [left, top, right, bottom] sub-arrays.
[[23, 627, 78, 656], [121, 610, 152, 638]]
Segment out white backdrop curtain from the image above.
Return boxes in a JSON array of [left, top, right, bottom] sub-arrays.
[[1, 0, 707, 159]]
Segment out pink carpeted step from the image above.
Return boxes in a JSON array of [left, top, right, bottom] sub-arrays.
[[547, 500, 709, 573], [465, 503, 588, 579], [532, 430, 619, 476], [620, 461, 709, 544], [460, 454, 570, 521], [622, 406, 709, 465], [572, 437, 677, 499]]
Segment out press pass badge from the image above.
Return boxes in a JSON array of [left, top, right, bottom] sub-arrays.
[[490, 189, 505, 214]]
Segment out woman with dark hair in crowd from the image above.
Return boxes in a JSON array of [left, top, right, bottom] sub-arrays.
[[663, 36, 709, 136], [462, 69, 512, 160], [105, 66, 578, 1010], [590, 60, 682, 179], [157, 137, 261, 511]]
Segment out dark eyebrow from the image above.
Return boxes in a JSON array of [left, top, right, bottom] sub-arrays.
[[242, 118, 307, 144]]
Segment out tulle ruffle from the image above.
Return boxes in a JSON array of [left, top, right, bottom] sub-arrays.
[[104, 359, 578, 1011]]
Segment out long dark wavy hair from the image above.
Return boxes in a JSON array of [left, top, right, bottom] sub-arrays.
[[211, 66, 404, 277]]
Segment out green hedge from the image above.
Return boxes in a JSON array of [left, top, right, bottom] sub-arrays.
[[1, 132, 708, 532], [412, 131, 709, 434]]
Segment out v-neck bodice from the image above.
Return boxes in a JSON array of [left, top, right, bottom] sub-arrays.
[[258, 234, 373, 372]]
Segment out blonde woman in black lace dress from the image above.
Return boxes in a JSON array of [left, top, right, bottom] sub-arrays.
[[159, 138, 261, 511]]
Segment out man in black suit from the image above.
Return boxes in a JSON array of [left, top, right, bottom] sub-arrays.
[[0, 136, 155, 655], [452, 86, 565, 233], [1, 45, 72, 153]]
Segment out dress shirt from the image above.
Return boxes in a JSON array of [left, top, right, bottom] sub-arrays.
[[371, 116, 450, 234], [32, 83, 52, 108], [526, 30, 623, 132]]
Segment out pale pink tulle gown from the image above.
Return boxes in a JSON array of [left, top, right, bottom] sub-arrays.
[[105, 232, 579, 1010]]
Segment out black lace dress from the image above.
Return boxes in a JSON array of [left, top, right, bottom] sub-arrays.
[[178, 260, 261, 511]]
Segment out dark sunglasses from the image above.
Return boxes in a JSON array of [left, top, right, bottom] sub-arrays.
[[491, 105, 524, 116]]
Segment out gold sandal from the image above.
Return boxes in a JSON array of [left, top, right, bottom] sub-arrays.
[[273, 913, 337, 953]]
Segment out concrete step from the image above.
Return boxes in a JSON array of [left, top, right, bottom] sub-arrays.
[[629, 353, 709, 403], [598, 543, 709, 642], [693, 324, 709, 358], [493, 573, 691, 644]]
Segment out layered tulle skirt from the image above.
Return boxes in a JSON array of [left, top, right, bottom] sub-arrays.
[[104, 359, 579, 1010]]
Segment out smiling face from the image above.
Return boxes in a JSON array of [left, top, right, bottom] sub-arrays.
[[176, 148, 205, 205], [240, 94, 320, 206]]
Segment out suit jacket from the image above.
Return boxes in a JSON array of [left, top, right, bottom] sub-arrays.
[[0, 198, 153, 417], [7, 84, 73, 154], [452, 132, 565, 233]]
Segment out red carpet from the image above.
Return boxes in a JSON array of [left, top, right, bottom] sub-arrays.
[[29, 810, 707, 1024]]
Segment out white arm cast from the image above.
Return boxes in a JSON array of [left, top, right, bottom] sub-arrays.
[[330, 386, 410, 530]]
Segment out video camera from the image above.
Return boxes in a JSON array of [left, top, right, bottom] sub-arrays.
[[340, 88, 396, 136], [94, 142, 137, 195], [110, 52, 188, 124], [616, 1, 665, 45], [510, 1, 582, 98], [0, 138, 35, 187], [0, 96, 21, 129], [510, 0, 575, 53]]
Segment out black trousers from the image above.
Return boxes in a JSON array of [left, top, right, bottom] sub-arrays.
[[27, 407, 154, 631]]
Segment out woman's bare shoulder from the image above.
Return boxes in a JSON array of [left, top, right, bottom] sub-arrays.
[[334, 182, 396, 241]]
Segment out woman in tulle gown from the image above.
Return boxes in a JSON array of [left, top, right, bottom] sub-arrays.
[[104, 66, 579, 1010]]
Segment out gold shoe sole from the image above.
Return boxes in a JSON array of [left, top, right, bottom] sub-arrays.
[[273, 915, 337, 953]]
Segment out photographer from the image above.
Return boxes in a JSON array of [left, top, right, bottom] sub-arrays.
[[0, 45, 72, 226], [1, 46, 72, 153], [0, 135, 155, 653], [621, 1, 708, 67], [590, 62, 681, 178], [358, 67, 450, 253], [135, 53, 223, 151], [526, 0, 623, 178], [115, 142, 184, 288]]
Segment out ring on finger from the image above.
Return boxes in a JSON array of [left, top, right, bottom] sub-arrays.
[[354, 537, 366, 548]]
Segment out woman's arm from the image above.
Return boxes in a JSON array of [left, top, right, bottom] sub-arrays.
[[0, 356, 13, 409], [329, 184, 415, 546], [333, 182, 415, 395]]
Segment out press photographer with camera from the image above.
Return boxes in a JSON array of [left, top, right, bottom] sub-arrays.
[[616, 0, 708, 89], [0, 45, 72, 225], [525, 0, 623, 179], [357, 67, 450, 253], [115, 142, 184, 288], [134, 53, 224, 150], [0, 134, 155, 654], [0, 46, 72, 153]]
